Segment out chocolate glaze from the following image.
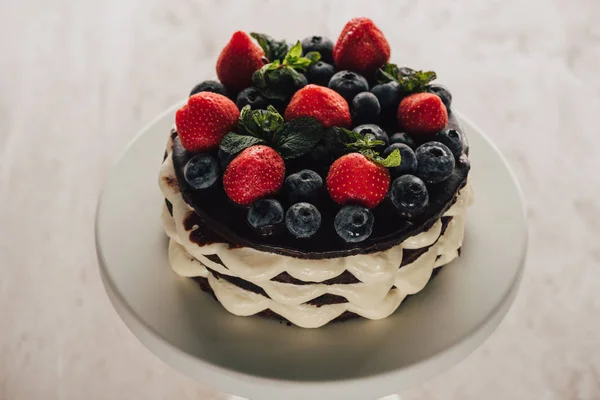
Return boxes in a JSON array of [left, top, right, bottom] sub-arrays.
[[169, 112, 468, 259]]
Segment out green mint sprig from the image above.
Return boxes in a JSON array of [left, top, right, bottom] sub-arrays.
[[332, 127, 401, 168], [377, 63, 437, 94], [250, 33, 289, 62], [252, 42, 321, 101], [220, 105, 324, 160]]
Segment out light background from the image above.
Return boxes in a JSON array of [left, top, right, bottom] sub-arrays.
[[1, 0, 600, 399]]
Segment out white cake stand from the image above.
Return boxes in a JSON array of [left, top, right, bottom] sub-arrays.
[[95, 103, 527, 400]]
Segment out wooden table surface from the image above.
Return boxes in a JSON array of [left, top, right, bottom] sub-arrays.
[[2, 0, 600, 399]]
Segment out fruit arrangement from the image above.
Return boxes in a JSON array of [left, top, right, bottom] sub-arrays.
[[174, 17, 468, 244]]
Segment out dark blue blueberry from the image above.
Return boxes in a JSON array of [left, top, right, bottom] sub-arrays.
[[383, 143, 417, 176], [415, 142, 455, 183], [351, 92, 381, 125], [284, 169, 323, 203], [426, 84, 452, 109], [301, 36, 334, 63], [328, 71, 369, 103], [190, 80, 227, 97], [334, 205, 374, 243], [435, 128, 464, 157], [247, 199, 284, 236], [390, 175, 429, 218], [183, 154, 220, 190], [389, 132, 417, 149], [353, 124, 389, 150], [217, 148, 237, 170], [370, 81, 402, 117], [236, 87, 269, 110], [306, 61, 336, 87], [285, 202, 321, 238]]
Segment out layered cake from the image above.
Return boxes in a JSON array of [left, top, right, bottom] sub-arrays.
[[159, 17, 473, 328]]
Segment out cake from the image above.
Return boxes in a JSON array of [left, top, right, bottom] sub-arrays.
[[158, 17, 473, 328]]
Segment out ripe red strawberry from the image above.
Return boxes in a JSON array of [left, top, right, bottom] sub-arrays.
[[223, 145, 285, 205], [284, 84, 351, 128], [216, 31, 265, 92], [175, 92, 240, 152], [398, 92, 448, 136], [326, 153, 390, 209], [333, 17, 390, 75]]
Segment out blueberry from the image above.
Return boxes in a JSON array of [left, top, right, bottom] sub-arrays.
[[426, 84, 452, 109], [284, 169, 323, 203], [247, 199, 284, 236], [217, 148, 237, 170], [370, 81, 402, 116], [301, 36, 334, 64], [353, 124, 389, 150], [390, 175, 429, 218], [190, 80, 228, 97], [435, 128, 464, 157], [351, 92, 380, 125], [285, 202, 321, 238], [306, 61, 336, 87], [415, 142, 455, 183], [334, 205, 374, 243], [383, 143, 417, 176], [389, 132, 417, 149], [328, 71, 369, 103], [236, 87, 269, 110], [183, 154, 220, 190]]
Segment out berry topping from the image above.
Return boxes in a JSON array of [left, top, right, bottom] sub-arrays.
[[326, 153, 391, 209], [435, 128, 464, 157], [415, 142, 455, 183], [426, 83, 452, 109], [306, 61, 336, 87], [398, 92, 448, 136], [236, 87, 269, 110], [390, 175, 429, 218], [370, 81, 402, 117], [328, 71, 369, 103], [217, 31, 265, 92], [353, 124, 388, 151], [223, 145, 285, 205], [247, 199, 284, 236], [383, 143, 417, 176], [284, 84, 351, 128], [334, 205, 374, 243], [189, 80, 227, 97], [175, 92, 240, 152], [301, 36, 334, 64], [351, 92, 381, 125], [333, 17, 390, 75], [389, 132, 417, 149], [217, 147, 236, 170], [183, 154, 220, 190], [377, 64, 437, 94], [285, 202, 322, 238], [284, 169, 323, 203]]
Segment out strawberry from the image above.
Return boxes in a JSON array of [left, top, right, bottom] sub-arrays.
[[398, 92, 448, 136], [223, 145, 285, 205], [333, 17, 390, 75], [216, 31, 265, 92], [284, 84, 351, 128], [326, 153, 390, 209], [175, 92, 240, 152]]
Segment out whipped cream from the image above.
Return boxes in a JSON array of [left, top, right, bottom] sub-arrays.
[[159, 135, 473, 328]]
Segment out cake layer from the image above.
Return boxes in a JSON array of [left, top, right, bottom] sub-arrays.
[[168, 111, 470, 259]]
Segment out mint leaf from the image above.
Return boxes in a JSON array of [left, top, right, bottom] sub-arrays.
[[276, 117, 325, 159], [253, 66, 307, 101], [377, 63, 437, 94], [303, 51, 321, 64], [220, 132, 265, 155], [361, 148, 401, 168], [238, 105, 284, 140], [285, 41, 303, 61], [250, 33, 289, 62]]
